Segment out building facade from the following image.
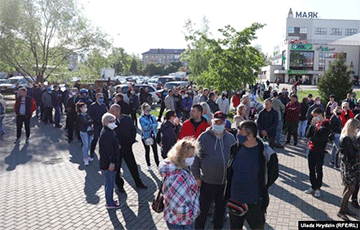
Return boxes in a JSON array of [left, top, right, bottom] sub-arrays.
[[142, 49, 185, 66], [261, 8, 360, 85]]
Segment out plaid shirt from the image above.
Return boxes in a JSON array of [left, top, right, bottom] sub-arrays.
[[159, 160, 200, 225]]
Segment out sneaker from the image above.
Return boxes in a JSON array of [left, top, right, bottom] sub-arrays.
[[147, 166, 152, 171], [337, 212, 350, 221], [305, 187, 315, 194], [88, 157, 94, 161], [106, 202, 122, 209], [84, 159, 89, 166], [14, 138, 20, 144], [55, 125, 62, 128], [25, 138, 29, 144], [314, 189, 321, 197]]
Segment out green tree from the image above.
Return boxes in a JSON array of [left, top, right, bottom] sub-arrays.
[[198, 23, 266, 92], [164, 61, 182, 75], [0, 0, 110, 83], [182, 17, 211, 81], [143, 63, 164, 76], [317, 53, 352, 103], [108, 47, 131, 75], [129, 56, 141, 75]]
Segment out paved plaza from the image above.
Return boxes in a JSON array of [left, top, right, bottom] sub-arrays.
[[0, 114, 359, 230]]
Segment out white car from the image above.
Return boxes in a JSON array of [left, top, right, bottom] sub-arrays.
[[8, 76, 35, 88], [0, 79, 13, 93], [114, 84, 160, 105]]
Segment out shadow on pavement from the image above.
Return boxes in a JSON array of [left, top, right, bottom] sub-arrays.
[[5, 143, 32, 171], [108, 210, 125, 230]]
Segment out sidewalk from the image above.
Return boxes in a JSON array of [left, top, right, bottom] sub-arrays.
[[0, 114, 358, 230]]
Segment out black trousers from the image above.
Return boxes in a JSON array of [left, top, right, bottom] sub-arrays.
[[90, 125, 102, 155], [16, 115, 30, 139], [195, 181, 226, 230], [229, 202, 265, 230], [286, 121, 298, 143], [157, 101, 165, 121], [115, 147, 143, 189], [130, 109, 137, 126], [308, 150, 325, 190], [352, 183, 359, 201], [43, 107, 53, 124], [141, 139, 159, 167], [67, 114, 76, 141]]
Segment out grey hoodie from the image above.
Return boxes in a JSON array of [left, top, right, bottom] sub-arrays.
[[191, 127, 236, 185]]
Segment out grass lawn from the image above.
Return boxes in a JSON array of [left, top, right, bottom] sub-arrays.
[[297, 89, 320, 100]]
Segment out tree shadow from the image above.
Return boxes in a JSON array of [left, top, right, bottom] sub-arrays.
[[5, 143, 32, 171]]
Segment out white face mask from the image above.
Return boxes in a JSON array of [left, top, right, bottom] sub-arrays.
[[315, 101, 321, 105], [71, 92, 77, 96], [108, 122, 117, 130], [81, 108, 87, 113], [184, 157, 195, 166], [213, 124, 225, 134]]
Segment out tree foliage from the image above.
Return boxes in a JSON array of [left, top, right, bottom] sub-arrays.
[[317, 53, 352, 103], [0, 0, 110, 82], [198, 23, 265, 92], [182, 17, 211, 81]]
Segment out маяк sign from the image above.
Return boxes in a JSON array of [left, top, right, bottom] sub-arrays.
[[296, 12, 318, 19]]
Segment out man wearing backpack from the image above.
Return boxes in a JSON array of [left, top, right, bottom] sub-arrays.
[[224, 120, 279, 230]]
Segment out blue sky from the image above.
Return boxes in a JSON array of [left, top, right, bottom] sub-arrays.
[[83, 0, 360, 56]]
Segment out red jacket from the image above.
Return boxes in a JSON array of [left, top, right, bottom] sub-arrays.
[[14, 96, 37, 119], [178, 117, 210, 140], [285, 101, 301, 122], [232, 94, 241, 108], [339, 109, 354, 127]]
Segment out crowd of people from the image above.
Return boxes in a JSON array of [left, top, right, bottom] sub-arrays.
[[2, 79, 360, 228]]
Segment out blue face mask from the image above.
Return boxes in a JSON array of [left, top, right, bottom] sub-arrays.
[[48, 90, 52, 94], [99, 98, 104, 104], [237, 134, 248, 145]]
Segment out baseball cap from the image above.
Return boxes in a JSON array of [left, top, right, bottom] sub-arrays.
[[213, 111, 226, 122]]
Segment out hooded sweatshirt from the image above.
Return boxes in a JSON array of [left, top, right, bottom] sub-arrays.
[[191, 127, 236, 185], [158, 159, 200, 225]]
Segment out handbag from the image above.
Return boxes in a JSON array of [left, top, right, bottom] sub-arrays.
[[152, 178, 166, 213], [87, 126, 94, 136], [227, 199, 248, 217]]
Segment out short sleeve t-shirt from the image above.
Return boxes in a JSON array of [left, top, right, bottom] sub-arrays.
[[230, 145, 261, 204]]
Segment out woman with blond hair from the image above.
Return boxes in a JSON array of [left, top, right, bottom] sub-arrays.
[[338, 118, 360, 220], [158, 138, 200, 230], [234, 104, 249, 128], [200, 102, 213, 125]]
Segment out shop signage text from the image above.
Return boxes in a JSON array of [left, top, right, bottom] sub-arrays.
[[291, 44, 313, 50], [296, 12, 318, 19], [287, 69, 309, 75]]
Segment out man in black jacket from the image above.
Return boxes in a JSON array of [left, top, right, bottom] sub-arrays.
[[305, 108, 331, 197], [99, 112, 121, 209], [257, 99, 279, 148], [159, 110, 181, 159], [52, 85, 63, 128], [224, 120, 278, 230], [65, 88, 79, 143], [207, 92, 219, 113], [109, 104, 147, 193], [89, 93, 107, 157], [114, 93, 130, 115]]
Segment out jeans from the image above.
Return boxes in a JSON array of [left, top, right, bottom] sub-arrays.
[[298, 120, 308, 137], [103, 170, 116, 206], [166, 222, 194, 230], [80, 131, 93, 160], [54, 106, 61, 126], [229, 202, 265, 230], [331, 133, 340, 166], [90, 125, 102, 155], [308, 150, 325, 190], [141, 139, 159, 166], [275, 119, 283, 144], [0, 116, 4, 134], [16, 115, 30, 139], [195, 181, 226, 230]]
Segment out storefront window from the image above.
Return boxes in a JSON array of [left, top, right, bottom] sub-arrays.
[[318, 52, 347, 71], [290, 51, 314, 70]]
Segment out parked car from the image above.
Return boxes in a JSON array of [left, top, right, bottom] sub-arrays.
[[164, 81, 189, 90], [156, 76, 182, 89], [8, 76, 35, 88], [0, 79, 13, 93], [114, 84, 160, 105]]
